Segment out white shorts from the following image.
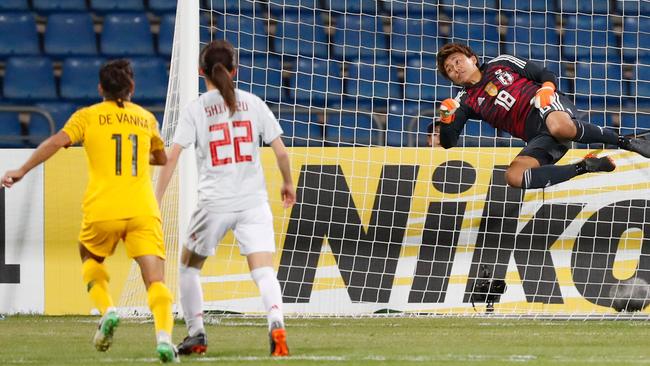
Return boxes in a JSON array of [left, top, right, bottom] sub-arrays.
[[184, 203, 276, 257]]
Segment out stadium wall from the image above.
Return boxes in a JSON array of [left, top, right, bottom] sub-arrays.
[[1, 147, 649, 315]]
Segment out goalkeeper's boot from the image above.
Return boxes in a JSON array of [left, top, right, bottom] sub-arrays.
[[156, 342, 180, 363], [177, 333, 207, 355], [269, 321, 289, 357], [619, 136, 650, 158], [93, 311, 120, 352], [578, 154, 616, 174]]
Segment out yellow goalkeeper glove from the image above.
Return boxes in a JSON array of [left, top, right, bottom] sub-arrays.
[[439, 98, 460, 124]]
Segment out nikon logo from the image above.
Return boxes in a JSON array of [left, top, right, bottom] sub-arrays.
[[277, 163, 650, 309]]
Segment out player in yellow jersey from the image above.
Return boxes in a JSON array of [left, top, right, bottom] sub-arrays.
[[1, 59, 178, 363]]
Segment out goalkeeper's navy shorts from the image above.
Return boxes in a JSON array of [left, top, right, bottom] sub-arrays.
[[518, 93, 576, 166]]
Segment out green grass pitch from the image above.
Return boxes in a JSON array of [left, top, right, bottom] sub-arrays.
[[0, 316, 648, 365]]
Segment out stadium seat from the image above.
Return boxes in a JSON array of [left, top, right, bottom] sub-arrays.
[[157, 13, 174, 57], [561, 15, 617, 62], [616, 0, 650, 15], [90, 0, 145, 13], [60, 57, 105, 101], [332, 14, 389, 61], [346, 62, 401, 104], [389, 17, 438, 63], [214, 14, 268, 54], [0, 112, 26, 148], [404, 56, 437, 102], [148, 0, 177, 14], [500, 0, 555, 12], [236, 53, 283, 103], [35, 102, 78, 130], [0, 0, 28, 11], [636, 65, 650, 108], [27, 110, 56, 146], [463, 119, 496, 147], [385, 0, 438, 16], [33, 0, 87, 13], [3, 57, 57, 101], [289, 57, 343, 107], [278, 112, 323, 147], [45, 13, 97, 57], [577, 0, 611, 13], [324, 0, 377, 14], [207, 0, 262, 15], [131, 57, 168, 103], [0, 13, 39, 57], [100, 13, 154, 56], [386, 101, 426, 147], [268, 0, 321, 16], [324, 111, 376, 146], [273, 13, 328, 58], [573, 63, 623, 100]]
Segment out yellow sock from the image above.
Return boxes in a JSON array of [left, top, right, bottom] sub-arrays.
[[81, 259, 113, 315], [147, 281, 174, 336]]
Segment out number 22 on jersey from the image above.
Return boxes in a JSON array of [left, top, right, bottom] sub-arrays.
[[209, 120, 253, 166]]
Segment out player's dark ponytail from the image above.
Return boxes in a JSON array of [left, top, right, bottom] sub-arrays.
[[99, 59, 134, 108], [200, 40, 237, 116]]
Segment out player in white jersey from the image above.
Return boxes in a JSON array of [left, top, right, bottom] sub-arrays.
[[155, 40, 296, 357]]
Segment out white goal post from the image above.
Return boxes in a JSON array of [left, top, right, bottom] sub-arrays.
[[118, 0, 650, 319]]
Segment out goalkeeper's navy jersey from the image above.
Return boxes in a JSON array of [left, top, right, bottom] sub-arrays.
[[441, 55, 558, 145]]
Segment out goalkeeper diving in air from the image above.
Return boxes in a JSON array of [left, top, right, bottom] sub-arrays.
[[435, 43, 650, 189]]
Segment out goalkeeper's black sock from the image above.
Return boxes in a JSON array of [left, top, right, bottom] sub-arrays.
[[522, 164, 578, 189], [572, 120, 619, 145]]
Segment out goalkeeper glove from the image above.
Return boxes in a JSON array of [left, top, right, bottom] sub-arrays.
[[439, 98, 460, 124], [531, 81, 556, 109]]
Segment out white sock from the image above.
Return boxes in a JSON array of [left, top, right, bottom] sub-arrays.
[[179, 265, 205, 337], [251, 267, 284, 330]]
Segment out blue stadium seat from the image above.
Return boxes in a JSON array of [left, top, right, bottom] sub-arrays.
[[620, 112, 650, 136], [0, 0, 28, 11], [0, 13, 39, 57], [325, 112, 376, 146], [273, 13, 328, 58], [4, 57, 57, 101], [332, 14, 389, 61], [500, 0, 556, 11], [0, 112, 26, 148], [236, 53, 283, 103], [60, 57, 105, 101], [504, 12, 560, 62], [158, 13, 174, 57], [561, 15, 618, 62], [389, 17, 438, 63], [214, 14, 268, 54], [289, 57, 343, 107], [101, 13, 154, 56], [131, 57, 168, 103], [346, 62, 401, 103], [463, 119, 496, 147], [148, 0, 176, 14], [622, 18, 650, 63], [208, 0, 262, 15], [616, 0, 650, 15], [435, 76, 456, 101], [404, 56, 437, 102], [386, 101, 426, 147], [90, 0, 144, 13], [33, 0, 87, 13], [324, 0, 377, 14], [278, 112, 323, 147], [636, 65, 650, 108], [573, 63, 623, 100], [577, 0, 611, 13], [27, 110, 56, 146], [268, 0, 320, 16], [385, 0, 438, 16], [560, 0, 578, 13], [35, 102, 78, 130], [45, 13, 97, 57]]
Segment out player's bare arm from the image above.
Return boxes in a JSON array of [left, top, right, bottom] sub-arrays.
[[154, 143, 182, 205], [269, 137, 295, 208], [1, 131, 71, 188]]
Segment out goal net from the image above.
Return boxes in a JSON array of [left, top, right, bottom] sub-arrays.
[[119, 0, 650, 318]]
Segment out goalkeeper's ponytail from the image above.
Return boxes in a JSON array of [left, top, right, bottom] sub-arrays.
[[99, 59, 134, 108], [200, 40, 237, 116]]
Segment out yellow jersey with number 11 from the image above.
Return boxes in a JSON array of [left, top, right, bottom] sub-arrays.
[[62, 100, 164, 222]]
